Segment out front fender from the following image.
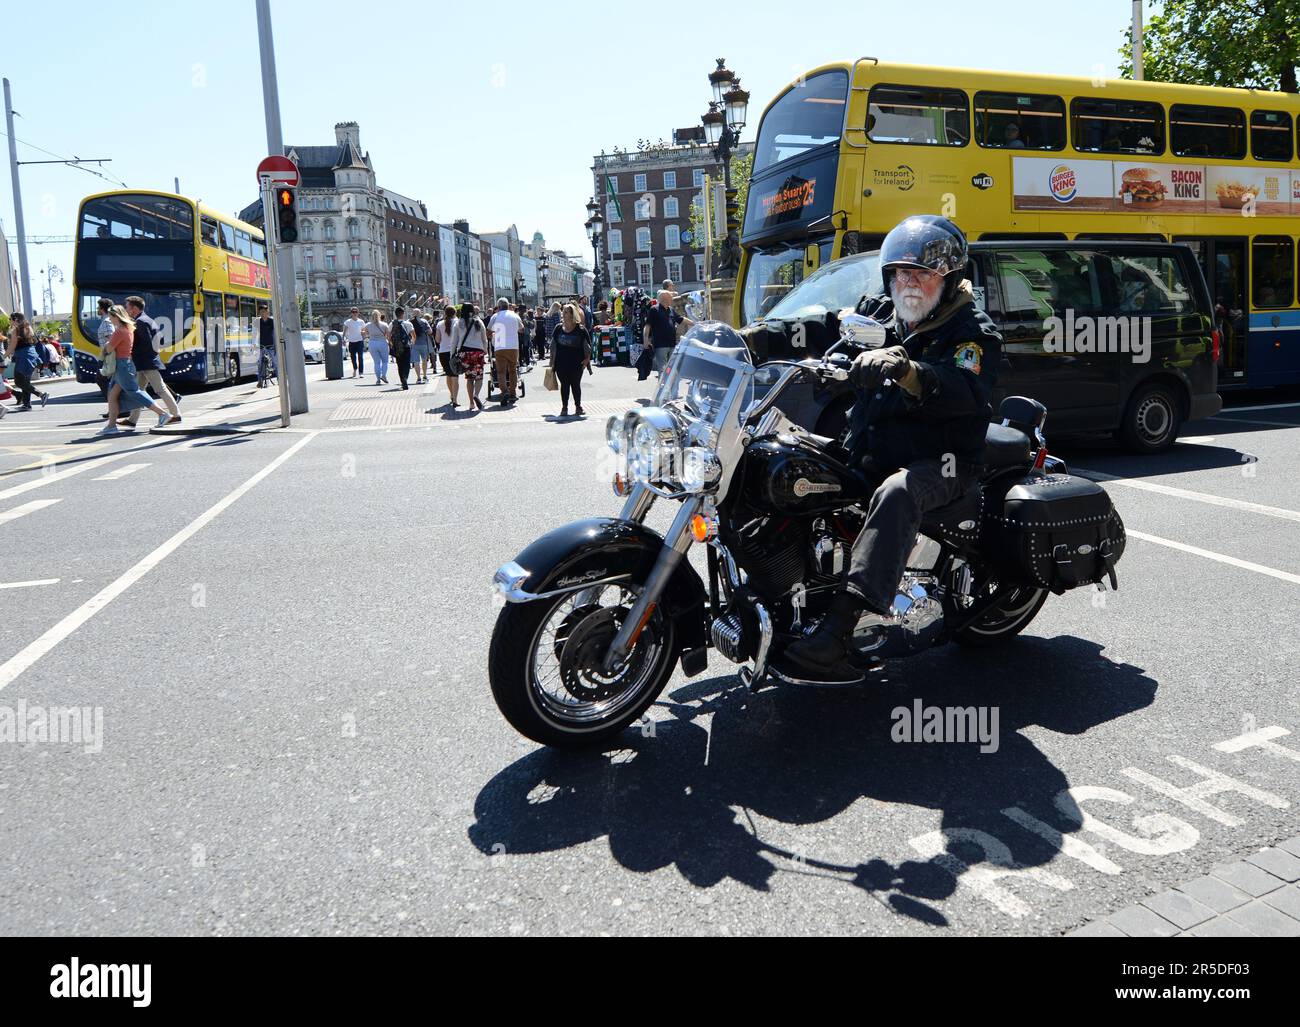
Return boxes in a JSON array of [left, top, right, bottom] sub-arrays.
[[493, 517, 708, 660]]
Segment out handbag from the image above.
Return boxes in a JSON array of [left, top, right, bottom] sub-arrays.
[[544, 367, 558, 391], [101, 350, 117, 378]]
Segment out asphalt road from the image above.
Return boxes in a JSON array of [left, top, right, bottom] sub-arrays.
[[1, 365, 1298, 936]]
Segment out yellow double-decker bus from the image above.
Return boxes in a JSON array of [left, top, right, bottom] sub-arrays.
[[738, 60, 1300, 388], [72, 190, 271, 387]]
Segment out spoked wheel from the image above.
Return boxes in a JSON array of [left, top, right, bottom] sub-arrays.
[[953, 575, 1048, 648], [489, 583, 676, 747]]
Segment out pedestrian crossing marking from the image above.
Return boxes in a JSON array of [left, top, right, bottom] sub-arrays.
[[93, 463, 151, 481], [0, 499, 61, 525], [0, 578, 59, 590]]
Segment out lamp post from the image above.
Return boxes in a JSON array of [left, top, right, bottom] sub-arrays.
[[585, 197, 605, 312], [702, 58, 749, 279], [539, 254, 550, 306]]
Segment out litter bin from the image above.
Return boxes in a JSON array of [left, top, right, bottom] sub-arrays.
[[323, 330, 344, 380]]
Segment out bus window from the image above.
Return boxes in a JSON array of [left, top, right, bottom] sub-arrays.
[[80, 193, 194, 241], [752, 70, 849, 172], [200, 216, 221, 247], [1098, 254, 1196, 314], [218, 222, 236, 252], [240, 296, 257, 331], [974, 92, 1065, 150], [1070, 97, 1165, 155], [1251, 110, 1293, 161], [868, 84, 969, 146], [235, 230, 253, 258], [1170, 104, 1246, 159], [1252, 237, 1294, 308], [250, 236, 267, 263]]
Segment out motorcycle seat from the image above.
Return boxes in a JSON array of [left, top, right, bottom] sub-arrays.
[[985, 423, 1033, 468]]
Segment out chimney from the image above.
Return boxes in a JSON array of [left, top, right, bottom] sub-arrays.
[[334, 121, 360, 148]]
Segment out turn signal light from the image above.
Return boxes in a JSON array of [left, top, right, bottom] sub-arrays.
[[690, 513, 718, 542], [613, 473, 631, 497]]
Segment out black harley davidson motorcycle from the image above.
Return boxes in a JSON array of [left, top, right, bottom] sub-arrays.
[[489, 323, 1126, 747]]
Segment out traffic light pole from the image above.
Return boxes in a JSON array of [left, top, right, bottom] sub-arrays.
[[255, 0, 308, 417]]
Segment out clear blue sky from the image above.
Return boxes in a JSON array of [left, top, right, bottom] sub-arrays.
[[1, 0, 1145, 314]]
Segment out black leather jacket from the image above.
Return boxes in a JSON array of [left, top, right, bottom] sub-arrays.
[[843, 280, 1002, 471]]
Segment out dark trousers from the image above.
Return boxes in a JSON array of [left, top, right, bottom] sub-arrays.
[[348, 341, 365, 374], [14, 371, 44, 407], [395, 350, 411, 388], [555, 359, 583, 410], [846, 457, 979, 613]]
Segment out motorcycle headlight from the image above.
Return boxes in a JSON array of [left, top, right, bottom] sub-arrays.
[[627, 407, 681, 485]]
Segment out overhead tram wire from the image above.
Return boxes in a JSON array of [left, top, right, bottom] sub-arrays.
[[0, 128, 128, 189]]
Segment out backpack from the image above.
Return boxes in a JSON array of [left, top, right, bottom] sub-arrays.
[[391, 319, 409, 346]]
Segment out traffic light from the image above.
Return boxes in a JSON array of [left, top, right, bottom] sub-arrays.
[[276, 187, 298, 244]]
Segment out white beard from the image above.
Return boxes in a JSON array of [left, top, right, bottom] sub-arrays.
[[891, 283, 940, 326]]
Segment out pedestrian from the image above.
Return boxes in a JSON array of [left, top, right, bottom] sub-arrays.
[[95, 305, 171, 435], [595, 300, 612, 326], [122, 295, 182, 427], [4, 313, 51, 411], [366, 308, 390, 384], [644, 289, 691, 377], [343, 306, 367, 377], [256, 303, 277, 388], [436, 304, 460, 407], [487, 297, 522, 405], [390, 305, 414, 390], [453, 301, 488, 411], [544, 302, 562, 353], [549, 302, 591, 418], [519, 308, 535, 369], [533, 306, 548, 362], [411, 308, 434, 385]]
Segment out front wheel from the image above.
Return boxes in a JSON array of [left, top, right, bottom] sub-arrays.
[[488, 583, 677, 747]]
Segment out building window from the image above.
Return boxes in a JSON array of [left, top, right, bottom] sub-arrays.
[[664, 196, 679, 218], [324, 250, 336, 270], [324, 221, 336, 241], [301, 222, 314, 242], [693, 169, 705, 187], [663, 171, 677, 189], [636, 259, 652, 286], [348, 219, 360, 239], [350, 250, 361, 270], [608, 229, 622, 255], [634, 173, 647, 191], [665, 225, 680, 250], [610, 262, 626, 288], [304, 251, 314, 271], [636, 227, 651, 251], [666, 257, 683, 283], [634, 198, 651, 220]]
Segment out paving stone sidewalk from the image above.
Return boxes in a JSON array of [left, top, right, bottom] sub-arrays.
[[1068, 835, 1300, 936]]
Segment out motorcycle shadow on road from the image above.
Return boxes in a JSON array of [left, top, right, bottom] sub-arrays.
[[468, 635, 1157, 929]]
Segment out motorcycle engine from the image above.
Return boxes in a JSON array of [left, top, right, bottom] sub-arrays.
[[856, 573, 946, 657]]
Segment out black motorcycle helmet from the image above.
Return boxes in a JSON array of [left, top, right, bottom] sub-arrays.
[[879, 214, 970, 305]]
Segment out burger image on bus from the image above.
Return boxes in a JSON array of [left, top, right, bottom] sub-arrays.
[[1118, 167, 1166, 206]]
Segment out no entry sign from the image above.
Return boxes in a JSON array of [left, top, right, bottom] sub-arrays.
[[256, 155, 299, 187]]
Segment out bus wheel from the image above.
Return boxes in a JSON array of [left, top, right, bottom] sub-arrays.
[[1120, 383, 1181, 453], [227, 356, 239, 383]]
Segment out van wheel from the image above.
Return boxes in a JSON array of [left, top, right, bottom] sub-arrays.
[[1120, 383, 1181, 453]]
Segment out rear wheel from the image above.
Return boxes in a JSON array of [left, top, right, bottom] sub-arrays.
[[1120, 383, 1182, 453], [953, 579, 1048, 648], [488, 583, 677, 747]]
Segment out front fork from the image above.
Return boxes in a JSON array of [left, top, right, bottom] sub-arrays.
[[599, 486, 701, 674]]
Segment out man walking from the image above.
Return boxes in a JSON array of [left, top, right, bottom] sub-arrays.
[[644, 289, 691, 377], [343, 306, 367, 378], [390, 305, 415, 390], [123, 295, 182, 427], [256, 303, 277, 388], [487, 298, 522, 405]]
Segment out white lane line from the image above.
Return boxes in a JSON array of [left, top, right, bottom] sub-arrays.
[[1074, 467, 1300, 524], [0, 499, 61, 525], [1221, 400, 1300, 413], [1212, 416, 1300, 429], [0, 440, 172, 502], [92, 462, 150, 481], [0, 431, 319, 694], [1127, 530, 1300, 586], [0, 579, 59, 591]]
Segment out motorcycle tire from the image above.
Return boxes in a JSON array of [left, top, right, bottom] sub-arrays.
[[488, 587, 677, 748], [953, 585, 1048, 648]]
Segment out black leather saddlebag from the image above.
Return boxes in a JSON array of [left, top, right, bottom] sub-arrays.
[[987, 474, 1125, 593]]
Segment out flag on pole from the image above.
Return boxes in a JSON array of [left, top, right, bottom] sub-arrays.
[[605, 175, 623, 221]]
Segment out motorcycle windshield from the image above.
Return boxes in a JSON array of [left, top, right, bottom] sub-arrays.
[[653, 340, 755, 428]]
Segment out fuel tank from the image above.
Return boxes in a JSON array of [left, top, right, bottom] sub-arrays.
[[741, 436, 873, 516]]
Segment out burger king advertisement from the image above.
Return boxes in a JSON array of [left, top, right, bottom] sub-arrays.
[[1012, 155, 1300, 217]]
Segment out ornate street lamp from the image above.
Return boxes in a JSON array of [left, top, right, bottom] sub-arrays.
[[585, 198, 606, 310], [702, 58, 747, 279]]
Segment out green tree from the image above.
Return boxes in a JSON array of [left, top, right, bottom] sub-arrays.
[[1119, 0, 1300, 92], [689, 151, 754, 255]]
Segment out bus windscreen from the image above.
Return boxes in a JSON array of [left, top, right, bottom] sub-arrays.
[[753, 70, 848, 173], [80, 194, 194, 242]]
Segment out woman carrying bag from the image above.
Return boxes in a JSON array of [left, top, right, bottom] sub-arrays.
[[549, 302, 590, 418], [452, 302, 488, 411]]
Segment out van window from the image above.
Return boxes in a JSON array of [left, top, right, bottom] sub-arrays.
[[995, 249, 1104, 323], [1251, 110, 1293, 161], [1252, 237, 1294, 308], [868, 84, 968, 146], [974, 91, 1065, 150], [1170, 104, 1246, 159], [1070, 97, 1164, 155], [1098, 253, 1196, 314]]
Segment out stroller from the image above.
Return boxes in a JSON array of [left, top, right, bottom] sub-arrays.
[[485, 352, 525, 403]]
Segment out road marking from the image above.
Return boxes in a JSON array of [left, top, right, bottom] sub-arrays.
[[0, 499, 61, 525], [1127, 529, 1300, 586], [0, 440, 173, 502], [92, 463, 150, 481], [1176, 436, 1215, 444], [1075, 467, 1300, 524], [0, 432, 319, 694], [1212, 416, 1300, 429], [0, 578, 59, 590], [1220, 400, 1300, 413]]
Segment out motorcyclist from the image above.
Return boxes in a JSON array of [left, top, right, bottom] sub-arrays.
[[784, 214, 1002, 678]]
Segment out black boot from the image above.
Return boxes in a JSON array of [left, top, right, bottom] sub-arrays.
[[783, 591, 871, 676]]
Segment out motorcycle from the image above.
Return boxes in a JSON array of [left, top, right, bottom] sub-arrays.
[[489, 325, 1127, 747]]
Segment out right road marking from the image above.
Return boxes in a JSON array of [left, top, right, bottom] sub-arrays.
[[0, 499, 61, 526], [0, 578, 59, 591], [1075, 468, 1300, 524], [93, 463, 151, 481], [1127, 530, 1300, 586]]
